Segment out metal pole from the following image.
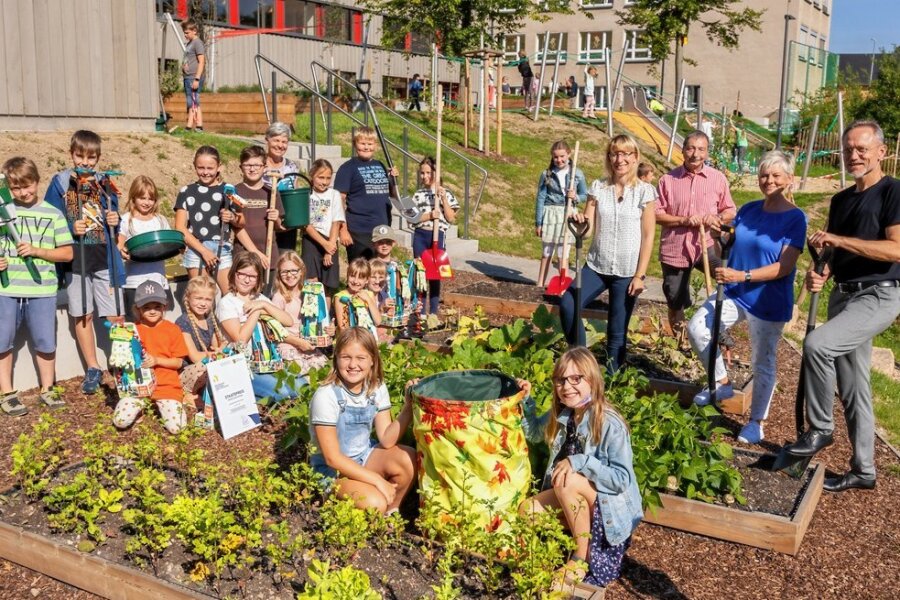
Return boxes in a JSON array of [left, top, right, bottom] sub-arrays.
[[402, 126, 409, 197], [776, 14, 796, 149], [667, 79, 686, 162], [256, 0, 262, 57], [310, 98, 316, 163], [869, 38, 877, 85], [696, 86, 703, 130], [464, 163, 470, 239], [479, 52, 486, 151], [271, 71, 277, 125], [496, 57, 503, 156], [533, 31, 550, 121], [326, 74, 333, 145], [799, 114, 819, 191], [605, 47, 613, 136], [548, 32, 564, 116], [463, 59, 470, 148], [159, 21, 167, 119], [612, 35, 627, 111], [837, 91, 846, 188]]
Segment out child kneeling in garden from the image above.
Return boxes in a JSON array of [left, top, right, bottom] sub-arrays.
[[309, 328, 416, 514], [519, 347, 643, 589]]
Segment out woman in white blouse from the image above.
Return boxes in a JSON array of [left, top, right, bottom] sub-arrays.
[[559, 134, 657, 372]]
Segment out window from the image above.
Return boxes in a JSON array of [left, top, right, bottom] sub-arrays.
[[822, 0, 830, 15], [535, 33, 568, 63], [581, 0, 613, 8], [579, 31, 612, 62], [192, 0, 228, 24], [503, 34, 525, 62], [819, 36, 827, 51], [285, 1, 317, 36], [813, 0, 821, 8], [808, 30, 818, 64], [798, 25, 809, 61], [239, 0, 273, 28], [624, 31, 651, 62], [683, 85, 700, 110]]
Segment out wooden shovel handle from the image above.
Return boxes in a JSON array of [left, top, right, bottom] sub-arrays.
[[699, 221, 713, 296], [265, 171, 282, 282]]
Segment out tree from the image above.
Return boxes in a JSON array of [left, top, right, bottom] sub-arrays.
[[858, 45, 900, 137], [359, 0, 577, 59], [616, 0, 763, 104]]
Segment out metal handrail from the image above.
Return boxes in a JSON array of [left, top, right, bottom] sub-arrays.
[[309, 60, 489, 220]]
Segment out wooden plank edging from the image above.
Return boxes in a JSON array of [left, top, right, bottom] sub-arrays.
[[0, 520, 210, 600], [642, 458, 824, 555], [644, 377, 753, 416]]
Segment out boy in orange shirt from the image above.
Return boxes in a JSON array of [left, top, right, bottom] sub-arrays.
[[112, 280, 189, 434]]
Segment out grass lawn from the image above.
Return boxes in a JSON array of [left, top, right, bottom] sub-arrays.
[[872, 370, 900, 450]]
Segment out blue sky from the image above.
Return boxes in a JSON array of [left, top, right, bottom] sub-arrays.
[[829, 0, 899, 53]]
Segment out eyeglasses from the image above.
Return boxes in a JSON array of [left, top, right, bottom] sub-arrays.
[[280, 269, 301, 276], [241, 163, 265, 171], [235, 271, 259, 281], [554, 374, 586, 387], [608, 152, 635, 160], [842, 146, 874, 157]]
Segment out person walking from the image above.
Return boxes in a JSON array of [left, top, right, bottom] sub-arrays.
[[408, 74, 424, 112], [517, 51, 535, 111], [783, 120, 900, 493], [655, 131, 736, 343]]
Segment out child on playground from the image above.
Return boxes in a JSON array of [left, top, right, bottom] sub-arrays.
[[309, 327, 416, 513], [118, 175, 173, 311], [411, 157, 459, 316], [0, 158, 73, 415], [334, 258, 381, 334], [175, 145, 241, 293], [534, 140, 588, 287], [112, 280, 189, 434], [519, 347, 642, 590], [233, 145, 285, 271], [582, 66, 597, 119], [335, 127, 398, 262], [216, 252, 297, 402], [181, 19, 206, 132], [272, 251, 329, 374], [175, 275, 225, 399], [44, 130, 125, 394], [302, 159, 344, 296]]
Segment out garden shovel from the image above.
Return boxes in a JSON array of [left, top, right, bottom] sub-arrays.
[[566, 217, 590, 349], [422, 84, 452, 281], [772, 242, 834, 477], [708, 224, 736, 406], [545, 141, 580, 296], [264, 171, 282, 296]]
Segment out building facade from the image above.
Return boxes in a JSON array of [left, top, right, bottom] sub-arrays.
[[500, 0, 832, 123]]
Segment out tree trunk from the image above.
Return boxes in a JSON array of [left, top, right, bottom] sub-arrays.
[[674, 36, 684, 107]]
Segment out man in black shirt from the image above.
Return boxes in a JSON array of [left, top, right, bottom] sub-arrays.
[[785, 120, 900, 492], [517, 51, 534, 110]]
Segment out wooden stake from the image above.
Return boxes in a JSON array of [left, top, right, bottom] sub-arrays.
[[497, 58, 503, 156]]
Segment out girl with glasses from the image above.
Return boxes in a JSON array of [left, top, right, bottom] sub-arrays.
[[271, 251, 330, 374]]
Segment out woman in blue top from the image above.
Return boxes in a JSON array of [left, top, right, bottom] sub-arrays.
[[519, 347, 642, 590], [687, 150, 807, 444]]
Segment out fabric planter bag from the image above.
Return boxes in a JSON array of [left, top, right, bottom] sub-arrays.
[[411, 370, 531, 530]]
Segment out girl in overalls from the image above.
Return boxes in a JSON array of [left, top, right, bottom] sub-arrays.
[[309, 328, 416, 513], [519, 347, 643, 591], [534, 140, 588, 287]]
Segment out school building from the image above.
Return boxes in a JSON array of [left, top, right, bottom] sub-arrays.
[[500, 0, 833, 124]]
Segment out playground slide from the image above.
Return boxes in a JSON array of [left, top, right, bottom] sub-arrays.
[[617, 87, 684, 165]]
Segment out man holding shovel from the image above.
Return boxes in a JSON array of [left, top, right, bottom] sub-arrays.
[[784, 120, 900, 493], [656, 131, 736, 344]]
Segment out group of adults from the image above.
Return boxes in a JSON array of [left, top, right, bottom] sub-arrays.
[[558, 120, 899, 493]]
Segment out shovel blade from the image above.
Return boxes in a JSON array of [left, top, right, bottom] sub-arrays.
[[545, 273, 573, 296], [421, 249, 452, 281], [771, 449, 813, 478]]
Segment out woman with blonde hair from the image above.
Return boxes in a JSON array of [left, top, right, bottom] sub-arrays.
[[559, 134, 657, 372]]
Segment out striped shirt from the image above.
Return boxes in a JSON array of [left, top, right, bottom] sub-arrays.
[[656, 164, 735, 268], [0, 201, 73, 298]]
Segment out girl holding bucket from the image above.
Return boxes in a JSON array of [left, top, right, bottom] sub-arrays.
[[519, 347, 642, 589], [309, 328, 416, 513]]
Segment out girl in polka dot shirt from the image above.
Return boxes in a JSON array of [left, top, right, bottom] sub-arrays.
[[174, 145, 243, 293]]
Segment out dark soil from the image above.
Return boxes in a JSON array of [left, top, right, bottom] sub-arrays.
[[730, 450, 810, 517]]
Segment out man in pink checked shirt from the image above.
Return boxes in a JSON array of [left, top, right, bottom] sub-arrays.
[[656, 131, 737, 341]]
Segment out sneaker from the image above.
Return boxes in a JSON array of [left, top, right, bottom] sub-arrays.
[[693, 382, 734, 406], [0, 391, 27, 417], [195, 126, 204, 132], [81, 368, 103, 394], [738, 420, 764, 444], [39, 389, 66, 409]]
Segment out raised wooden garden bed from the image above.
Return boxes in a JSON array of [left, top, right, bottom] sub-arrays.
[[163, 92, 298, 133], [643, 450, 824, 555], [644, 376, 753, 416]]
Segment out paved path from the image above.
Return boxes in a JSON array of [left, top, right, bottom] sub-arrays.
[[451, 249, 669, 304]]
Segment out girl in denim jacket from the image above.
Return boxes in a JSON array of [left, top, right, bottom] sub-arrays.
[[519, 347, 643, 589]]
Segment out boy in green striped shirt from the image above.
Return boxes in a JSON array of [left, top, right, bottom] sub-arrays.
[[0, 158, 73, 416]]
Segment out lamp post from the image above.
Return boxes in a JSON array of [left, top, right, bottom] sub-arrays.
[[776, 13, 796, 149], [869, 38, 877, 85]]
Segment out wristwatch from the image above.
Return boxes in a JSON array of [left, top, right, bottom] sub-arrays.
[[744, 271, 752, 282]]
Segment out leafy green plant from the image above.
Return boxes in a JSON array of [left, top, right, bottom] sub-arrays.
[[44, 472, 123, 543], [506, 504, 576, 598], [122, 466, 173, 572], [297, 559, 382, 599], [316, 495, 375, 563], [11, 413, 68, 500]]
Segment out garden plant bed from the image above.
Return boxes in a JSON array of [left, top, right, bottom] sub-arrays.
[[643, 449, 824, 555]]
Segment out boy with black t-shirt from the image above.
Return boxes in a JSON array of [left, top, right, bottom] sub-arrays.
[[233, 145, 285, 270], [335, 127, 398, 261], [44, 130, 125, 394]]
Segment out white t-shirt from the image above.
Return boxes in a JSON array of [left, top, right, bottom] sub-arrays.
[[308, 382, 392, 449], [121, 213, 171, 289], [216, 292, 274, 324], [586, 179, 657, 277], [308, 188, 346, 237]]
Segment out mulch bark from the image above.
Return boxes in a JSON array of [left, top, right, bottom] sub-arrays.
[[0, 271, 897, 599]]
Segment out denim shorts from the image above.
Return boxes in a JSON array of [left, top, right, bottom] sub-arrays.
[[310, 439, 377, 483], [183, 240, 233, 270], [0, 296, 58, 354]]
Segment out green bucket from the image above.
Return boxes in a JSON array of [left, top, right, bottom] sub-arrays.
[[281, 185, 311, 229]]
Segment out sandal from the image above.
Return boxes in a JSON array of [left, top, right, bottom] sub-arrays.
[[1, 391, 28, 416], [39, 389, 66, 409]]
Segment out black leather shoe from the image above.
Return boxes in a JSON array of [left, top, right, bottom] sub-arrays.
[[823, 472, 876, 493], [785, 430, 833, 457]]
